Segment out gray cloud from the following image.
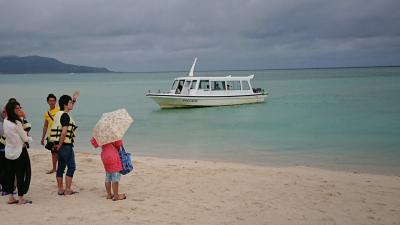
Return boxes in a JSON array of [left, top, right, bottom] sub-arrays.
[[0, 0, 399, 71]]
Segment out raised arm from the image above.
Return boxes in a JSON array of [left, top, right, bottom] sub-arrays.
[[72, 90, 80, 105]]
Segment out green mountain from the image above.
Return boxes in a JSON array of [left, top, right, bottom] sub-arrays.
[[0, 55, 111, 74]]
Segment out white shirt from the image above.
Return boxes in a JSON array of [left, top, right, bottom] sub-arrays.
[[3, 119, 32, 160]]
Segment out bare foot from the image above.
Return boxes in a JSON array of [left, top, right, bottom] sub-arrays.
[[46, 169, 55, 174], [106, 194, 114, 199], [112, 194, 126, 201]]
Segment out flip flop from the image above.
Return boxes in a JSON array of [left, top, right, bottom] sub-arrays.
[[46, 170, 55, 174], [19, 200, 33, 204], [64, 191, 79, 195], [7, 200, 19, 204], [57, 191, 64, 196]]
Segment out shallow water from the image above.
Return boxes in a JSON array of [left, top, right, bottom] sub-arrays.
[[1, 67, 400, 174]]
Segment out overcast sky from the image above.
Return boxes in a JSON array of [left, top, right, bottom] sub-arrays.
[[0, 0, 399, 71]]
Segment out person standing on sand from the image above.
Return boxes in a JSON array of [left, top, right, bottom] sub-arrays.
[[0, 102, 6, 194], [40, 94, 60, 174], [1, 98, 31, 196], [3, 100, 33, 204], [91, 137, 127, 201], [49, 91, 79, 195]]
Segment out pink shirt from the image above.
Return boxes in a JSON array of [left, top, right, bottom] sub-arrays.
[[100, 140, 123, 173]]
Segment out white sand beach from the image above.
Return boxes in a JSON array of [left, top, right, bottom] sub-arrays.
[[1, 149, 400, 225]]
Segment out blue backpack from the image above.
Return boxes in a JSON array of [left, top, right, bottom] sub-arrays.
[[119, 146, 133, 175]]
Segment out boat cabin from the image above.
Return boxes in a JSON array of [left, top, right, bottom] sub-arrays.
[[170, 75, 261, 96]]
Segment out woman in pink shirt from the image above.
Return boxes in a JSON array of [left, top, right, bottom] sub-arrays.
[[91, 138, 126, 201]]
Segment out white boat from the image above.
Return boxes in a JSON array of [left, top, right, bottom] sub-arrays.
[[146, 58, 268, 108]]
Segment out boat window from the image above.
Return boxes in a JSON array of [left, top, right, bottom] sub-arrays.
[[242, 80, 251, 90], [175, 80, 185, 94], [211, 81, 226, 91], [226, 81, 241, 90], [171, 80, 178, 90], [184, 80, 191, 88], [190, 80, 197, 89], [199, 80, 210, 90]]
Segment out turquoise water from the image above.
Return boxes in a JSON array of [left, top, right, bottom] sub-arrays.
[[1, 67, 400, 174]]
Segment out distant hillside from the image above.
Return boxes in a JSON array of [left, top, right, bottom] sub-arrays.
[[0, 55, 111, 74]]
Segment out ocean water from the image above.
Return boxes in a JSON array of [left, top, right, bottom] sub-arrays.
[[1, 67, 400, 175]]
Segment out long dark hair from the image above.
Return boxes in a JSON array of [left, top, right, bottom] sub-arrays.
[[5, 101, 22, 124]]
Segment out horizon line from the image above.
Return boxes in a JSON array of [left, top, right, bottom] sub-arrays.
[[1, 64, 399, 75], [114, 64, 400, 74]]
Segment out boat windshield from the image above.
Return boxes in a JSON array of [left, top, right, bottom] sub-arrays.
[[171, 80, 178, 90], [175, 80, 185, 94]]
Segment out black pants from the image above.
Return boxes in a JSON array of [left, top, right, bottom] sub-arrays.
[[4, 147, 31, 196], [0, 150, 5, 191]]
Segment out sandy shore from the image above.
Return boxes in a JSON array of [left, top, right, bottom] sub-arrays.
[[1, 149, 399, 225]]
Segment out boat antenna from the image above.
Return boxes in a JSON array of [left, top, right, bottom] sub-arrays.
[[188, 57, 197, 77]]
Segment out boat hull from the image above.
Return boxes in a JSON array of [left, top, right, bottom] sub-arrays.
[[146, 94, 267, 108]]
